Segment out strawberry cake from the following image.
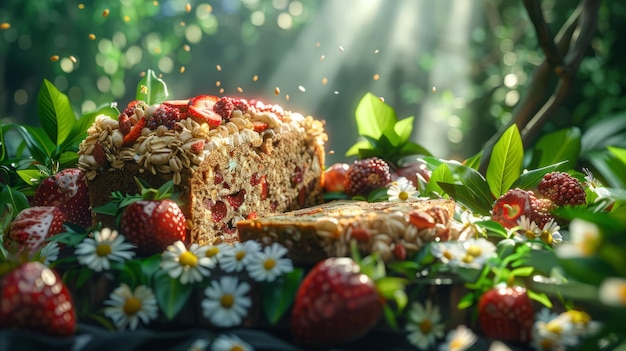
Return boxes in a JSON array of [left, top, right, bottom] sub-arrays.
[[77, 95, 327, 245]]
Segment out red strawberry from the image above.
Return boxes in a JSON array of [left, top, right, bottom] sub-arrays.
[[31, 168, 91, 228], [323, 163, 349, 193], [225, 190, 246, 210], [0, 261, 76, 336], [188, 95, 222, 127], [4, 206, 66, 255], [119, 199, 187, 256], [478, 285, 534, 343], [291, 257, 383, 347], [210, 200, 228, 222], [122, 116, 147, 145], [122, 100, 146, 117], [118, 113, 132, 134], [163, 99, 190, 118], [491, 188, 534, 229], [252, 120, 268, 132]]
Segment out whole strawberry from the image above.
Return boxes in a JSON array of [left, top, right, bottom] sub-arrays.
[[4, 206, 66, 255], [291, 257, 383, 347], [478, 285, 534, 343], [0, 261, 76, 336], [32, 168, 92, 228], [343, 157, 391, 197], [323, 162, 349, 193], [538, 172, 586, 206], [491, 188, 534, 229], [120, 199, 187, 256]]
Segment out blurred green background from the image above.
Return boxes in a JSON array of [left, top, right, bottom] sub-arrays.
[[1, 0, 625, 165]]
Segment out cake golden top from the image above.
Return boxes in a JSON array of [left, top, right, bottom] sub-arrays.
[[77, 96, 327, 184]]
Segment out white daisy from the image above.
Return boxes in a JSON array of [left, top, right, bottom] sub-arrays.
[[205, 242, 234, 263], [39, 241, 60, 266], [104, 283, 159, 331], [161, 241, 214, 284], [457, 238, 496, 269], [531, 312, 578, 350], [556, 218, 601, 258], [75, 228, 135, 272], [202, 276, 252, 327], [583, 168, 612, 202], [430, 241, 464, 266], [187, 338, 210, 351], [539, 219, 562, 247], [405, 300, 445, 349], [246, 243, 293, 282], [458, 209, 486, 237], [387, 177, 420, 202], [598, 277, 626, 307], [439, 324, 477, 351], [219, 240, 261, 273], [211, 334, 254, 351], [516, 215, 541, 242]]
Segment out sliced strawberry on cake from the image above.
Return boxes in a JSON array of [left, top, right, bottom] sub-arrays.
[[188, 95, 222, 127], [4, 206, 66, 255]]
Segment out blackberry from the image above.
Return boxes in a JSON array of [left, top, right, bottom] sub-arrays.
[[538, 172, 586, 206], [491, 188, 533, 229], [343, 157, 391, 197], [147, 104, 181, 130]]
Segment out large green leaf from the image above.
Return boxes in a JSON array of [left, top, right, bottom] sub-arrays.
[[37, 79, 76, 146], [354, 92, 396, 139], [581, 113, 626, 153], [586, 151, 626, 188], [153, 270, 192, 320], [425, 163, 454, 196], [486, 124, 523, 197], [608, 146, 626, 166], [438, 181, 493, 216], [393, 116, 414, 147], [58, 104, 118, 155], [530, 127, 581, 169], [261, 268, 303, 325], [136, 69, 169, 105], [11, 125, 54, 165], [0, 185, 29, 219], [510, 161, 568, 190]]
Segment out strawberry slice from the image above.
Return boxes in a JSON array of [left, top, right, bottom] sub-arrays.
[[4, 206, 66, 255], [0, 262, 76, 336], [188, 95, 222, 127], [122, 117, 147, 145], [252, 120, 268, 132], [163, 99, 190, 119], [225, 190, 246, 210]]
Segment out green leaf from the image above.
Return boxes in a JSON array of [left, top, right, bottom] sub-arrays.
[[153, 270, 192, 320], [375, 277, 408, 300], [438, 181, 493, 216], [608, 146, 626, 166], [509, 266, 534, 278], [581, 113, 626, 153], [530, 127, 581, 169], [354, 92, 397, 139], [477, 220, 508, 239], [393, 116, 414, 146], [510, 161, 568, 190], [37, 79, 76, 146], [426, 163, 454, 196], [16, 169, 45, 186], [140, 255, 163, 284], [10, 125, 54, 165], [486, 124, 523, 198], [0, 186, 29, 218], [136, 69, 169, 105], [261, 268, 303, 325], [397, 141, 431, 158], [527, 290, 553, 308], [464, 151, 483, 170], [345, 139, 372, 158], [457, 291, 475, 310], [58, 104, 117, 155]]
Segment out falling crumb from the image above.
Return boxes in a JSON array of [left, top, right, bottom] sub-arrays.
[[78, 4, 85, 9], [216, 81, 221, 87], [183, 44, 190, 52], [334, 91, 339, 95], [320, 55, 325, 61], [432, 86, 437, 93], [180, 66, 185, 73], [50, 55, 60, 62], [315, 42, 320, 48], [379, 96, 385, 102], [339, 46, 344, 52], [373, 74, 380, 81], [186, 3, 191, 12], [180, 21, 186, 26], [274, 87, 280, 96], [153, 1, 159, 6], [285, 94, 290, 101], [237, 87, 244, 93], [0, 23, 10, 30], [374, 49, 379, 54], [69, 56, 77, 63], [216, 64, 222, 71], [219, 88, 225, 94], [298, 85, 306, 92], [205, 5, 213, 12], [123, 15, 130, 22], [322, 77, 328, 85], [328, 150, 335, 155], [252, 74, 258, 82], [88, 33, 96, 40], [103, 9, 110, 17]]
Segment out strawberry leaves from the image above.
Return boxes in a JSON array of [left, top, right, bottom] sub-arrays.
[[346, 93, 430, 167]]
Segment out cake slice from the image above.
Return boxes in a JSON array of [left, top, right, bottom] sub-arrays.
[[237, 198, 468, 266], [78, 96, 327, 245]]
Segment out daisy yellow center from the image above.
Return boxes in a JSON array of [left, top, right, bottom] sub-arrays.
[[540, 338, 554, 350], [462, 255, 474, 264], [566, 310, 590, 325], [619, 285, 626, 304], [96, 243, 112, 257], [541, 231, 553, 245], [179, 251, 198, 267], [123, 296, 142, 316], [449, 339, 463, 349], [263, 258, 276, 270], [399, 191, 409, 201], [220, 294, 234, 308], [230, 346, 244, 351], [206, 246, 219, 258], [525, 230, 537, 240], [546, 321, 562, 334], [419, 319, 432, 334], [466, 245, 481, 257], [443, 250, 453, 260], [235, 251, 246, 261]]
